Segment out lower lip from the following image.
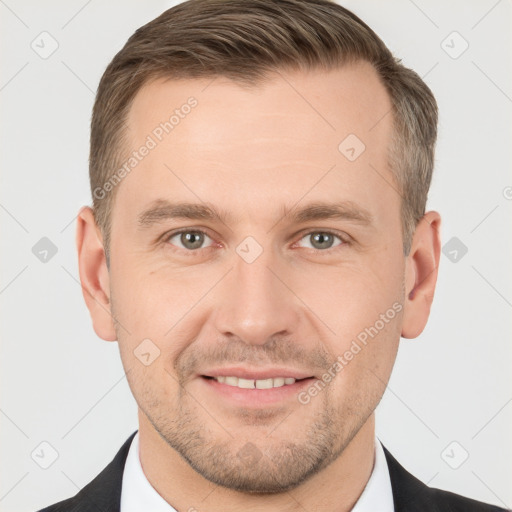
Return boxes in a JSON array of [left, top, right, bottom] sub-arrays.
[[200, 376, 316, 406]]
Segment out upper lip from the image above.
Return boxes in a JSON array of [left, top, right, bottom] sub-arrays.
[[200, 367, 314, 380]]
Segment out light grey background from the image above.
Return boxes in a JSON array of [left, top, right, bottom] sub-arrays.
[[1, 1, 511, 511]]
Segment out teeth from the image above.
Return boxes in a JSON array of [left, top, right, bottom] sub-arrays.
[[213, 376, 297, 389], [238, 378, 255, 389]]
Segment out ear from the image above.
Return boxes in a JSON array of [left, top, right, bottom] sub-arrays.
[[76, 206, 117, 341], [401, 210, 441, 339]]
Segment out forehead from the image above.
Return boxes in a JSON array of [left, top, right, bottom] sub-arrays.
[[115, 62, 395, 228], [126, 61, 392, 150]]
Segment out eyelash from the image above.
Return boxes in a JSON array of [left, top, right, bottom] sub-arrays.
[[162, 228, 350, 255]]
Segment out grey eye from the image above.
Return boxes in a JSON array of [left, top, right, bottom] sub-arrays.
[[168, 231, 213, 250], [298, 232, 343, 250]]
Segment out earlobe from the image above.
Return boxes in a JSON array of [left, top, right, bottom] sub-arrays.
[[401, 211, 441, 339], [76, 206, 117, 342]]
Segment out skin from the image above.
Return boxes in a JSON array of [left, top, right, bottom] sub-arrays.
[[77, 61, 441, 512]]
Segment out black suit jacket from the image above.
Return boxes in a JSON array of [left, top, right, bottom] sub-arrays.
[[37, 430, 508, 512]]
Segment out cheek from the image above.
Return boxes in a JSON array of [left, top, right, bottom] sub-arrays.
[[301, 252, 404, 334], [122, 355, 180, 419], [311, 256, 404, 394], [109, 267, 194, 389], [113, 300, 185, 408], [324, 309, 402, 415], [110, 259, 185, 333]]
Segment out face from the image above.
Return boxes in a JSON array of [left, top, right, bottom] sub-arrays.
[[82, 62, 422, 493]]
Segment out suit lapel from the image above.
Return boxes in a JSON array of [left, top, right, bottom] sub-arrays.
[[67, 430, 137, 512], [383, 445, 442, 512]]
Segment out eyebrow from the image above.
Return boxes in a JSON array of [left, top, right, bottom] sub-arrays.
[[137, 199, 373, 229]]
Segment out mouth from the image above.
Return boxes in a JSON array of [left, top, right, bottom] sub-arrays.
[[199, 375, 317, 407], [201, 375, 313, 389]]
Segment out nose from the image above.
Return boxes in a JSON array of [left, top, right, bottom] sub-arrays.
[[212, 245, 302, 346]]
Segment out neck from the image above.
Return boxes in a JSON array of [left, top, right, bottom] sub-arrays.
[[137, 410, 376, 512]]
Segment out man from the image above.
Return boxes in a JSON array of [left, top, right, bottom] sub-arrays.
[[37, 0, 507, 510]]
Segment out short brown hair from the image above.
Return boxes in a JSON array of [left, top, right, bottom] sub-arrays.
[[90, 0, 437, 263]]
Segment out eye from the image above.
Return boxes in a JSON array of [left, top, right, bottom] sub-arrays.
[[165, 229, 214, 251], [163, 228, 347, 253], [296, 231, 345, 251]]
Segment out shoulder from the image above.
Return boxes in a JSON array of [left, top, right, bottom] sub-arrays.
[[430, 486, 509, 512], [35, 431, 137, 512], [382, 445, 509, 512]]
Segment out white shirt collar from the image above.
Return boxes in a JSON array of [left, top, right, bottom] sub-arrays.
[[352, 436, 394, 512], [120, 432, 394, 511], [121, 431, 178, 512]]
